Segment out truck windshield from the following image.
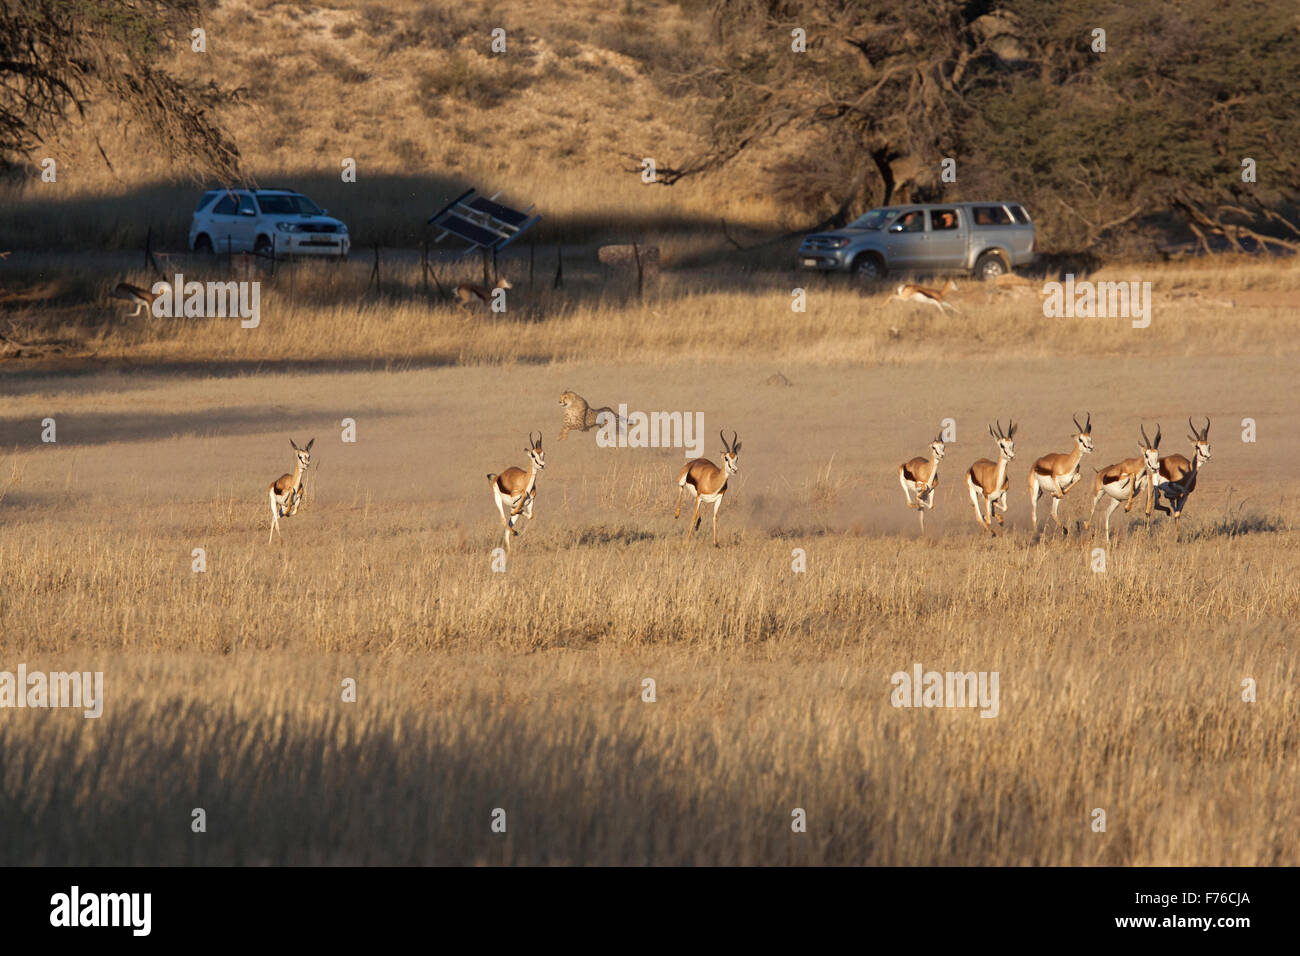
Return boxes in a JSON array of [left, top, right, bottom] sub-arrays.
[[846, 209, 897, 231], [258, 194, 323, 215]]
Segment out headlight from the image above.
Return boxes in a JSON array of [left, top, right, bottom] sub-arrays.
[[338, 224, 348, 234], [826, 238, 849, 249], [276, 222, 301, 233]]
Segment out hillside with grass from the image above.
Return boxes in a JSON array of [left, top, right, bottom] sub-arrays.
[[4, 0, 1299, 256], [2, 0, 792, 251]]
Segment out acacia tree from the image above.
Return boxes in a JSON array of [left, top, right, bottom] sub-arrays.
[[968, 0, 1300, 252], [657, 0, 1300, 252], [655, 0, 996, 228], [0, 0, 241, 180]]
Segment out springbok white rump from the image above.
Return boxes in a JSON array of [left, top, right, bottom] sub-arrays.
[[1085, 423, 1161, 542], [111, 282, 159, 317], [487, 431, 544, 552], [966, 420, 1016, 536], [268, 438, 313, 544], [1147, 417, 1212, 532], [890, 279, 960, 314], [454, 276, 512, 312], [1027, 412, 1094, 535], [674, 430, 741, 547], [898, 429, 946, 533]]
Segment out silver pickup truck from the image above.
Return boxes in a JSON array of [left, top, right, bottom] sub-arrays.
[[797, 202, 1035, 281]]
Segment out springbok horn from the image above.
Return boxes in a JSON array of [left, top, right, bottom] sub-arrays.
[[1086, 411, 1091, 432], [1073, 413, 1083, 433], [1140, 424, 1150, 447], [1154, 424, 1162, 448], [720, 429, 727, 452], [1203, 416, 1210, 439], [731, 430, 738, 453]]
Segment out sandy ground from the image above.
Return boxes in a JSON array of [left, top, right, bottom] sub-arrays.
[[2, 355, 1293, 541]]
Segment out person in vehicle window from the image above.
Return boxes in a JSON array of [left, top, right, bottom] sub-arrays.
[[934, 211, 957, 230], [897, 211, 924, 232]]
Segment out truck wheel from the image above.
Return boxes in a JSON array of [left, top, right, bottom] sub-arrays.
[[851, 253, 886, 282], [194, 235, 213, 255], [974, 251, 1008, 280]]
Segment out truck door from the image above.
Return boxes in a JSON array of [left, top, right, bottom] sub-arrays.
[[927, 208, 966, 268], [884, 208, 928, 268], [230, 192, 259, 252], [207, 192, 242, 253]]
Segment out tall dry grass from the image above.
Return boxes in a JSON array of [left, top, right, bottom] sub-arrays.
[[1, 504, 1296, 864], [2, 254, 1297, 368]]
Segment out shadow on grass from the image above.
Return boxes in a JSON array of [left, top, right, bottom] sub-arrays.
[[575, 525, 657, 547], [0, 403, 392, 447], [0, 171, 748, 253]]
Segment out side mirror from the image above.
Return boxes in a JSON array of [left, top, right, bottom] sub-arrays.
[[888, 223, 904, 233]]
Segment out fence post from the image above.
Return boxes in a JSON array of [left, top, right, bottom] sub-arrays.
[[145, 226, 165, 280], [632, 243, 643, 301], [553, 246, 563, 289], [366, 243, 379, 295]]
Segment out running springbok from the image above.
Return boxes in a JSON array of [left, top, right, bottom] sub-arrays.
[[269, 438, 314, 544], [966, 420, 1016, 536], [674, 430, 741, 547], [487, 432, 544, 552], [111, 282, 159, 317], [1147, 417, 1211, 532], [1085, 424, 1161, 542], [455, 276, 512, 312], [898, 429, 946, 533], [891, 279, 960, 314], [1027, 413, 1094, 535]]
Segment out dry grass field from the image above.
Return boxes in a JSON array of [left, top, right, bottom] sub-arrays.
[[2, 302, 1297, 863], [0, 0, 774, 252], [1, 0, 1297, 869]]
